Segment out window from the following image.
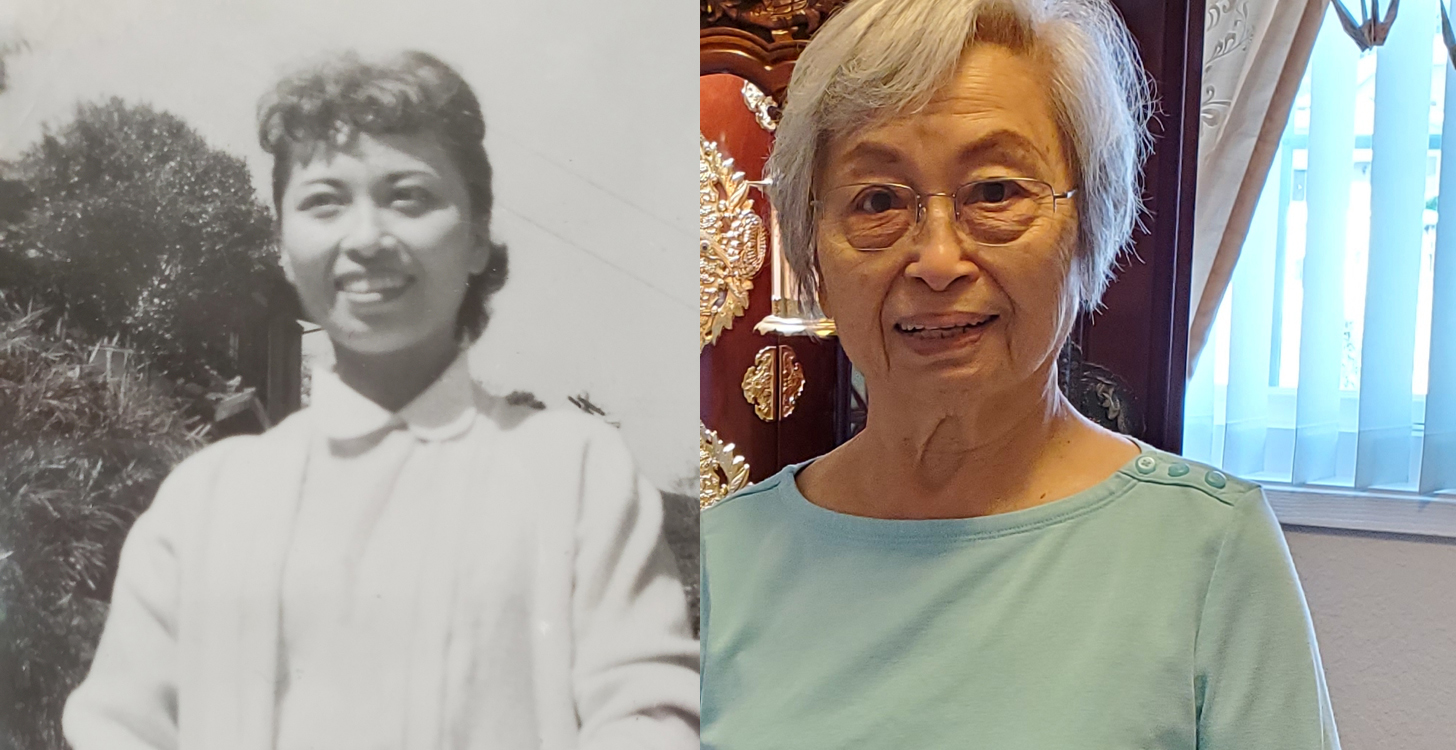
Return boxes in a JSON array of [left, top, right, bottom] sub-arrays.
[[1184, 9, 1456, 537]]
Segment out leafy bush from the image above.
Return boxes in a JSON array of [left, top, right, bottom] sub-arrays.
[[0, 97, 282, 388], [0, 298, 203, 750]]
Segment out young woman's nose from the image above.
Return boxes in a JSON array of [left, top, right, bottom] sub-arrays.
[[340, 202, 389, 257]]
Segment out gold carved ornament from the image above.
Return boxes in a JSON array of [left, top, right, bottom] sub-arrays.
[[700, 423, 751, 510], [700, 136, 767, 350], [741, 344, 805, 422], [740, 81, 780, 133]]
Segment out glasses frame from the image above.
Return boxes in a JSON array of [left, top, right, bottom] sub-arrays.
[[812, 177, 1078, 251]]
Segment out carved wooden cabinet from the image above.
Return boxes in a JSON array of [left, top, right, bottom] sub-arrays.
[[699, 2, 846, 509]]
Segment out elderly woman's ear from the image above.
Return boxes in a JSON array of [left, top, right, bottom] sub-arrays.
[[813, 258, 835, 319]]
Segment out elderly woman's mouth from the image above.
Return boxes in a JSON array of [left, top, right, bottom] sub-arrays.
[[893, 315, 999, 353], [894, 315, 998, 336]]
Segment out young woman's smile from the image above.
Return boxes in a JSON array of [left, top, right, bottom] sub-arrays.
[[333, 266, 415, 305]]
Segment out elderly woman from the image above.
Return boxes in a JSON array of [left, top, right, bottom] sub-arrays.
[[700, 1, 1338, 748], [63, 51, 699, 749]]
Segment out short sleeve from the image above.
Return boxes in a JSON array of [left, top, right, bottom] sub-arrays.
[[1194, 487, 1340, 750]]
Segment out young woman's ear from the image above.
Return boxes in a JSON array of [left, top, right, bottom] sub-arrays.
[[279, 247, 297, 285], [273, 215, 297, 284]]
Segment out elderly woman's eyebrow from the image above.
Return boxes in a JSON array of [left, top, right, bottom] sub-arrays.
[[950, 130, 1048, 172], [833, 130, 1049, 180], [835, 140, 909, 168]]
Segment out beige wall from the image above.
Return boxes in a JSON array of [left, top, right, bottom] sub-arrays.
[[1285, 527, 1456, 749]]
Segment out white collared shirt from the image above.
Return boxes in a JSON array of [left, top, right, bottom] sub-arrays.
[[276, 353, 486, 750], [305, 351, 479, 443], [64, 351, 700, 750]]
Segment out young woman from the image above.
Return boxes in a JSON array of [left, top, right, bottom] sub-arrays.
[[64, 50, 699, 750]]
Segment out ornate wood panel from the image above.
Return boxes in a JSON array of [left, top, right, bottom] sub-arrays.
[[700, 70, 841, 504], [700, 5, 850, 506], [701, 0, 846, 100], [701, 72, 777, 498]]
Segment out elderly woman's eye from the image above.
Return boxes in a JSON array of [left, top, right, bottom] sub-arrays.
[[852, 187, 903, 214], [965, 180, 1019, 205]]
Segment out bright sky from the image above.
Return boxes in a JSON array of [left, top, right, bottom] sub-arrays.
[[0, 0, 699, 489]]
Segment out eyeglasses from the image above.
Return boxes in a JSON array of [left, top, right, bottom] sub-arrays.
[[813, 178, 1076, 251]]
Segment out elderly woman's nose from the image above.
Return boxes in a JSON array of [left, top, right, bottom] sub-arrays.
[[905, 202, 977, 291]]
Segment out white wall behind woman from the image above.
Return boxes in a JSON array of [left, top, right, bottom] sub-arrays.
[[0, 0, 699, 489]]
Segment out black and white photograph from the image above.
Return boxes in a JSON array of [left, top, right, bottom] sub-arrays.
[[0, 1, 700, 748]]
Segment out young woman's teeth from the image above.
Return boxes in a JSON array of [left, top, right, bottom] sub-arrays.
[[339, 275, 409, 293]]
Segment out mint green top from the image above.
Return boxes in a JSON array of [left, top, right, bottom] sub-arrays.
[[700, 446, 1339, 750]]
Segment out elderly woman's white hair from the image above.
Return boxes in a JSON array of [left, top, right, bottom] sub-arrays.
[[768, 0, 1154, 312]]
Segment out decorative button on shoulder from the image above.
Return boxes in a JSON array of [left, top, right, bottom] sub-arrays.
[[1134, 455, 1158, 474], [1167, 463, 1191, 477], [1204, 470, 1228, 489]]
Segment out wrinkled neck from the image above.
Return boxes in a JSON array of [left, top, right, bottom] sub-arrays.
[[842, 363, 1088, 517], [873, 369, 1061, 464]]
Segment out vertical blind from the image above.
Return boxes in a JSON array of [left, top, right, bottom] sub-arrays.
[[1185, 1, 1456, 495]]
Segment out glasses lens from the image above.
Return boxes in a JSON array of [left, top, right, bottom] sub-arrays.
[[827, 184, 916, 249], [956, 179, 1050, 245]]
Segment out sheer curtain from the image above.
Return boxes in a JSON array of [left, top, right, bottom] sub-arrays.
[[1189, 0, 1327, 372], [1186, 0, 1456, 496]]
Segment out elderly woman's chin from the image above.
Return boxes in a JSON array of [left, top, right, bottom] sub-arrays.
[[892, 346, 1069, 415]]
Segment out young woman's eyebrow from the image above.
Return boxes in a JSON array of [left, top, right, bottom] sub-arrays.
[[297, 177, 348, 191], [383, 169, 439, 182]]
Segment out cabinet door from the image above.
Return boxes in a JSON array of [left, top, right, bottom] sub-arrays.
[[1077, 0, 1203, 452]]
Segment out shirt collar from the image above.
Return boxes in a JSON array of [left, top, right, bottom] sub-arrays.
[[309, 351, 477, 443]]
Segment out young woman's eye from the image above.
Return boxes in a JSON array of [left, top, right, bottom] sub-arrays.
[[297, 193, 344, 212], [390, 186, 434, 212]]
